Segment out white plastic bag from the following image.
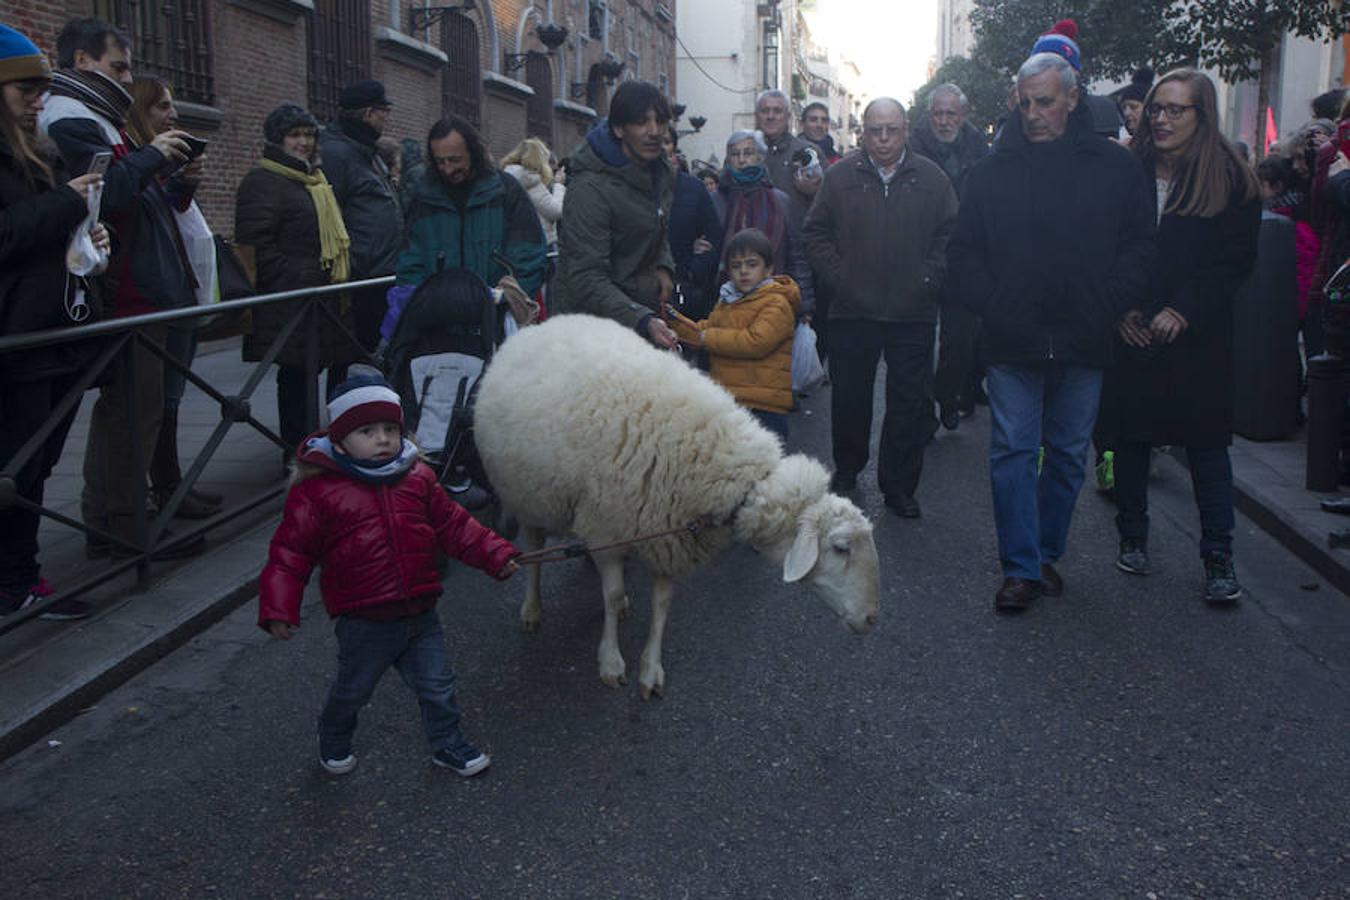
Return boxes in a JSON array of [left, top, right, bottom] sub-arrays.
[[173, 200, 217, 306], [791, 322, 825, 394], [65, 181, 108, 276]]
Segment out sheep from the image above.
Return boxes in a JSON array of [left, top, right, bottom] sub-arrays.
[[473, 314, 880, 699]]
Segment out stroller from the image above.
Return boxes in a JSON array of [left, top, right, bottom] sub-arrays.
[[382, 262, 506, 526]]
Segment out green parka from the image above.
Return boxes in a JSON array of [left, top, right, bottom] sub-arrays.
[[555, 124, 675, 329]]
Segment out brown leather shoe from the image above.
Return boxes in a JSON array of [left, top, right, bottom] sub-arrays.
[[995, 576, 1042, 612], [1040, 563, 1064, 597]]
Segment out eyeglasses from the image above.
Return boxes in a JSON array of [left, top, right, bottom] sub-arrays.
[[1146, 103, 1198, 121], [864, 125, 904, 138]]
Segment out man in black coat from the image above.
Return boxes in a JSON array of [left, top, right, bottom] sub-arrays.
[[320, 80, 403, 350], [910, 83, 991, 429], [947, 53, 1155, 612]]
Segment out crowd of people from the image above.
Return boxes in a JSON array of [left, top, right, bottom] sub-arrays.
[[0, 14, 1342, 634]]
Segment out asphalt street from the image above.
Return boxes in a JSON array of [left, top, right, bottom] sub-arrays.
[[1, 385, 1347, 899]]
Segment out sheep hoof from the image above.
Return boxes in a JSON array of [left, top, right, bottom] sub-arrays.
[[519, 617, 540, 633], [601, 672, 627, 689], [640, 681, 664, 701]]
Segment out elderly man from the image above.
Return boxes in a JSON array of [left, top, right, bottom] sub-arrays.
[[803, 98, 958, 518], [755, 89, 819, 229], [947, 53, 1154, 612], [320, 79, 403, 350], [910, 83, 991, 429]]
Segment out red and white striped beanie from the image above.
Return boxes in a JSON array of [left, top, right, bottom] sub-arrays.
[[326, 374, 403, 444]]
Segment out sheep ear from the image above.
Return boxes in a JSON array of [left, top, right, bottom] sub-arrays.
[[783, 521, 819, 583]]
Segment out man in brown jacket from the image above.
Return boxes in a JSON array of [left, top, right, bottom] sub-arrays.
[[803, 97, 959, 517]]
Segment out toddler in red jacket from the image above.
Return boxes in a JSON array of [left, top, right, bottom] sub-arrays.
[[258, 374, 518, 777]]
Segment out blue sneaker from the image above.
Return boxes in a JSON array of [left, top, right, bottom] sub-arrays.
[[432, 743, 490, 777]]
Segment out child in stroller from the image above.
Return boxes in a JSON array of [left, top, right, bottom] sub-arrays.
[[380, 263, 508, 524]]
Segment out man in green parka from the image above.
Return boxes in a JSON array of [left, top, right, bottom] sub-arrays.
[[556, 80, 679, 348], [383, 115, 545, 340]]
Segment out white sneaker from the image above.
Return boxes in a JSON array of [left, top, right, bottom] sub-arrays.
[[320, 753, 357, 775]]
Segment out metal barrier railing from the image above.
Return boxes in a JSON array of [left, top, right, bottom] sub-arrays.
[[0, 275, 395, 635]]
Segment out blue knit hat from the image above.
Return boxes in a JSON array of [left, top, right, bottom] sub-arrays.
[[1031, 19, 1081, 72], [0, 24, 51, 84], [326, 373, 403, 444]]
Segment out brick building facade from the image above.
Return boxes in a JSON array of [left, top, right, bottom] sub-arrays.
[[3, 0, 678, 235]]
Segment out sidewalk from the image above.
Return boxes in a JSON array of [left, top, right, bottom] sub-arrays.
[[0, 336, 286, 759], [3, 370, 1349, 760]]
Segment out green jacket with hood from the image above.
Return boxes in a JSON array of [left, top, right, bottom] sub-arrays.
[[396, 166, 546, 294], [556, 123, 675, 330]]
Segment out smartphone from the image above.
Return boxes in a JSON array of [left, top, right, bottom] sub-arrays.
[[183, 135, 209, 160], [87, 151, 112, 178]]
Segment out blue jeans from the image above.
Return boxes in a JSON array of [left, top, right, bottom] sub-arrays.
[[751, 410, 789, 441], [987, 364, 1102, 580], [1114, 441, 1234, 556], [318, 608, 470, 759]]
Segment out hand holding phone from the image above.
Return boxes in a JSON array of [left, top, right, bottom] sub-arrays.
[[87, 150, 112, 178], [183, 135, 209, 160]]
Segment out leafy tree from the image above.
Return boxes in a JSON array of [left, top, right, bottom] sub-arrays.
[[911, 55, 1010, 137], [1165, 1, 1350, 158], [968, 0, 1184, 82]]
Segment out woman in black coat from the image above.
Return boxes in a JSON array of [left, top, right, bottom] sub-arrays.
[[1105, 68, 1261, 605], [235, 104, 359, 458], [0, 28, 109, 620]]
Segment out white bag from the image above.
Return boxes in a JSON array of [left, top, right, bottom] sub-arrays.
[[173, 200, 217, 306], [791, 322, 825, 394], [65, 181, 108, 277]]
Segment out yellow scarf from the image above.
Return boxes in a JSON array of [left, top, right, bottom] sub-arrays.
[[258, 157, 351, 283]]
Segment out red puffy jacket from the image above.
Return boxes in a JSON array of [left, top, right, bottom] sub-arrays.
[[257, 452, 517, 629]]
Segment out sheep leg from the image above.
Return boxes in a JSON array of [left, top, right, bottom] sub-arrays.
[[519, 526, 546, 632], [596, 551, 628, 688], [639, 575, 674, 701]]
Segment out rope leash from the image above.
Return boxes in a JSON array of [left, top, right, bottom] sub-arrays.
[[513, 515, 718, 566]]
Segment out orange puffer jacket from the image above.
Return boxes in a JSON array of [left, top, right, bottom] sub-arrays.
[[681, 275, 799, 414]]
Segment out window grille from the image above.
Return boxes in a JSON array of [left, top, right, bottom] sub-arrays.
[[441, 12, 482, 127], [525, 54, 553, 144], [307, 0, 371, 124], [588, 1, 606, 41], [92, 0, 215, 105]]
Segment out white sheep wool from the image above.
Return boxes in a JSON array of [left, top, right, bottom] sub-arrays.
[[475, 314, 880, 699]]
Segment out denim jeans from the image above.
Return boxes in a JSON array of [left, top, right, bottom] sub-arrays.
[[317, 608, 470, 760], [1114, 441, 1234, 556], [987, 364, 1102, 580], [751, 410, 789, 441]]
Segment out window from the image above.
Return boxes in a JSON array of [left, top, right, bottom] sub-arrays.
[[308, 0, 371, 123], [442, 12, 482, 127], [588, 1, 606, 41], [525, 55, 554, 144], [93, 0, 215, 105]]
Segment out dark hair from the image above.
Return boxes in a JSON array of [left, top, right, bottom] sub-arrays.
[[801, 101, 830, 120], [426, 115, 492, 178], [56, 18, 130, 69], [1256, 154, 1294, 189], [608, 80, 671, 129], [725, 228, 774, 266], [1313, 88, 1346, 122]]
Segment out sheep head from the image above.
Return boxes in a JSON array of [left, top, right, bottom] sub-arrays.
[[738, 455, 878, 633], [782, 493, 879, 633]]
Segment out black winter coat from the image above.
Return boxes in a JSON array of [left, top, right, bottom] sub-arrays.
[[667, 171, 722, 318], [1104, 168, 1261, 448], [947, 104, 1156, 367], [234, 146, 359, 368], [0, 139, 102, 382], [909, 119, 989, 198], [319, 121, 402, 278]]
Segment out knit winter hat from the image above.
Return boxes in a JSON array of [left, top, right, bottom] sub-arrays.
[[0, 24, 51, 84], [1117, 66, 1155, 104], [327, 374, 404, 445], [263, 103, 318, 146], [1031, 19, 1082, 72]]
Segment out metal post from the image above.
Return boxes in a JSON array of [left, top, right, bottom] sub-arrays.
[[304, 300, 321, 438], [1306, 352, 1344, 491], [125, 330, 150, 585]]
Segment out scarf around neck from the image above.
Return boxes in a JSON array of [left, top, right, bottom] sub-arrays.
[[49, 69, 131, 128], [306, 435, 419, 484], [258, 156, 351, 282], [719, 168, 786, 274], [719, 277, 775, 305]]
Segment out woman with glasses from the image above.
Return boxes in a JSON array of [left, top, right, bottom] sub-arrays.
[[0, 24, 110, 619], [1105, 68, 1260, 605], [711, 129, 814, 317]]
